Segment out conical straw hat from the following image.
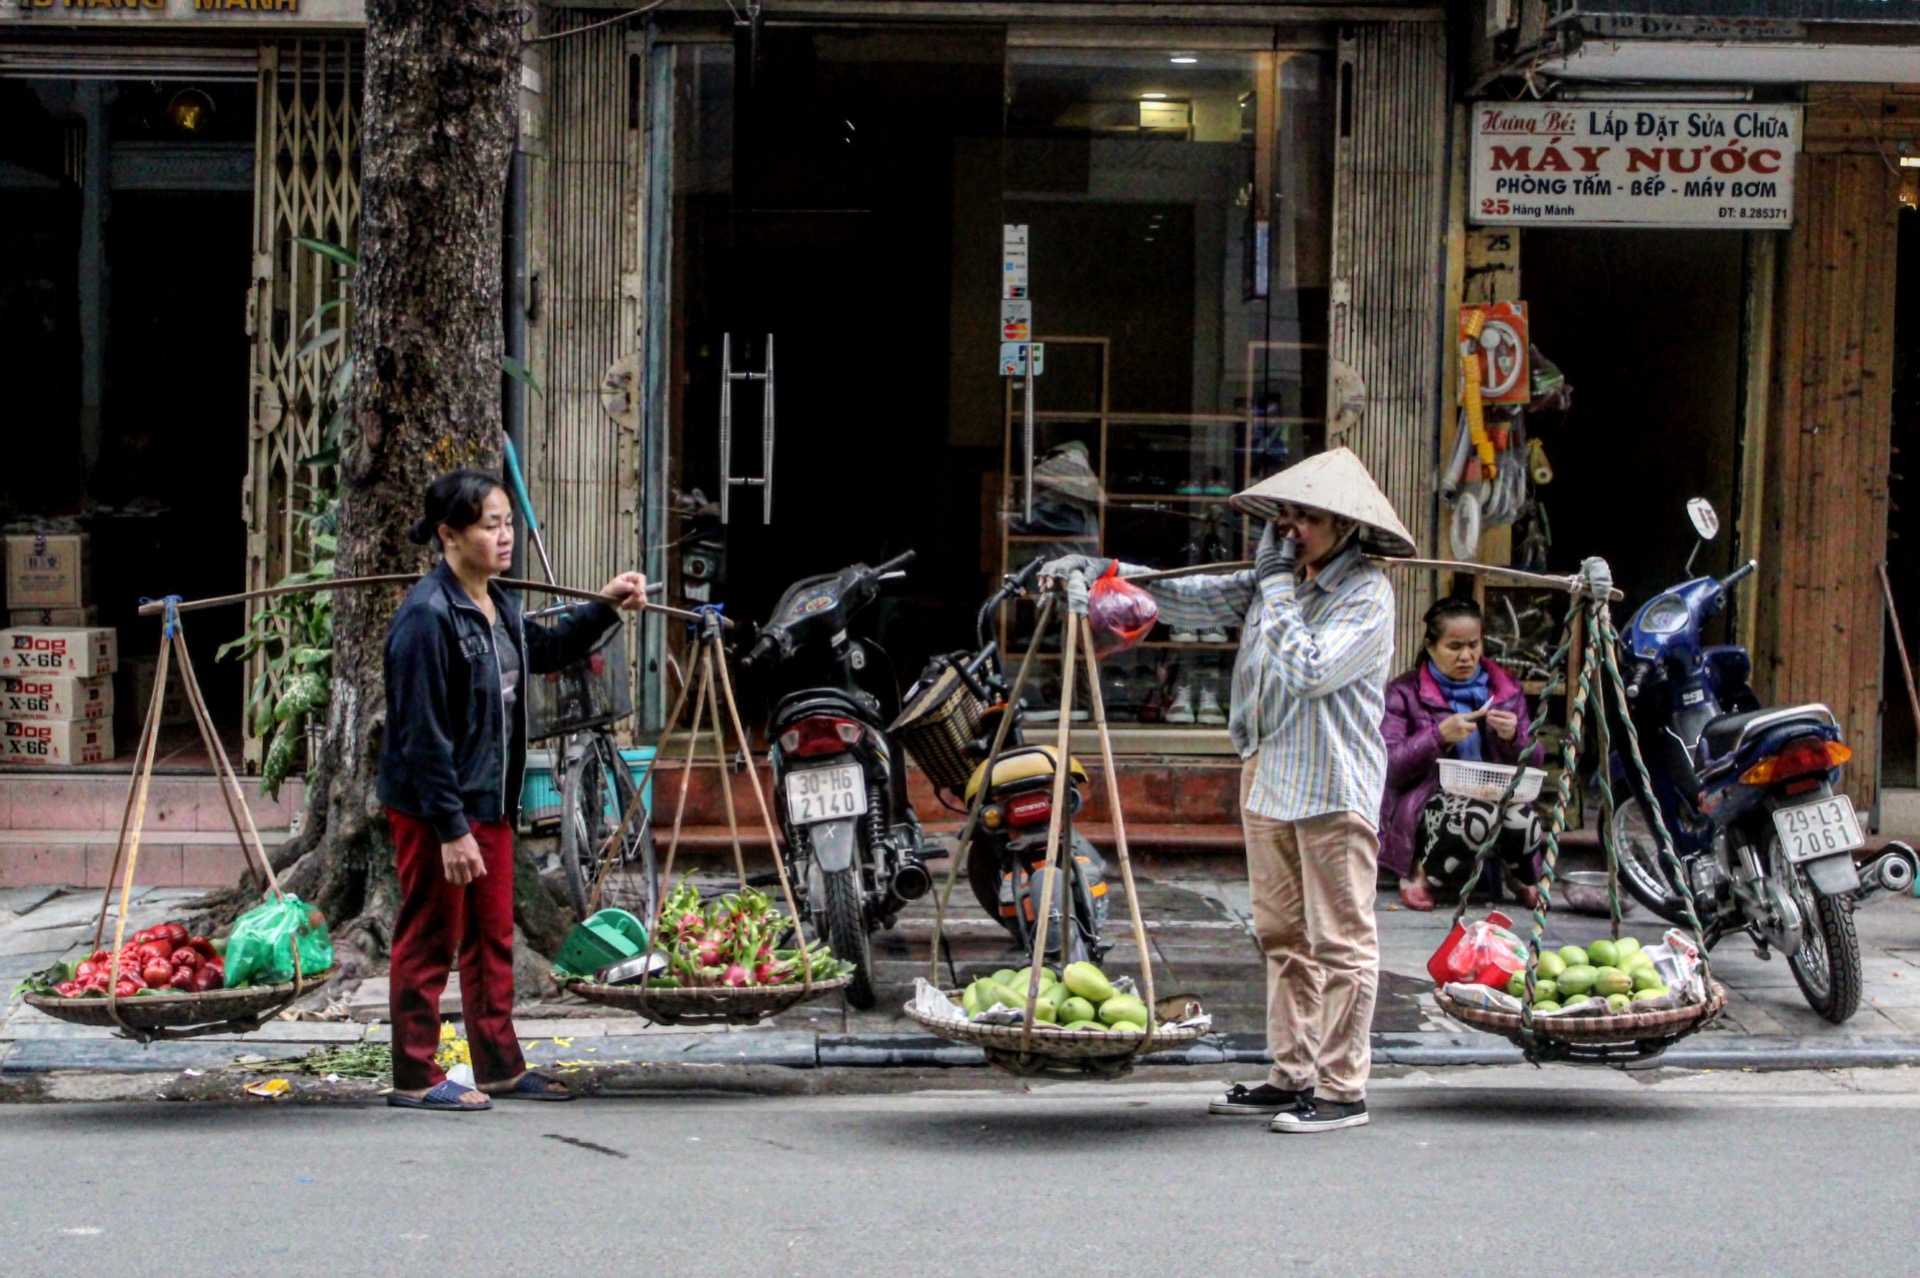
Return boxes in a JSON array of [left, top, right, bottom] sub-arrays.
[[1229, 446, 1417, 558]]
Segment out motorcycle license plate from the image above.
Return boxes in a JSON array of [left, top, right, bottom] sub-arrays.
[[1772, 796, 1864, 863], [785, 763, 867, 826]]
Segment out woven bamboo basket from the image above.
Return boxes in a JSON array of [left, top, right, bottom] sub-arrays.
[[1435, 981, 1726, 1063], [566, 974, 852, 1026], [24, 969, 334, 1033], [904, 990, 1206, 1077], [891, 665, 988, 793]]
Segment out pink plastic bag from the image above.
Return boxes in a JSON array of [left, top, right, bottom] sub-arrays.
[[1087, 563, 1158, 658]]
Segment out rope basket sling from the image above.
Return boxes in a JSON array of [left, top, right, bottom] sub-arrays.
[[907, 595, 1207, 1078], [1430, 559, 1724, 1065], [23, 602, 331, 1042], [559, 611, 845, 1025]]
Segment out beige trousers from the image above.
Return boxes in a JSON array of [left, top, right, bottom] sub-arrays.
[[1240, 758, 1380, 1103]]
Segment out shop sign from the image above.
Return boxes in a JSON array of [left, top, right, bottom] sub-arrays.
[[1469, 102, 1800, 228], [3, 0, 364, 20], [1560, 1, 1920, 24]]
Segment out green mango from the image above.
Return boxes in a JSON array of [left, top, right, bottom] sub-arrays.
[[989, 982, 1025, 1010], [1037, 983, 1069, 1011], [1535, 952, 1568, 980], [1556, 964, 1599, 996], [1632, 966, 1665, 992], [1594, 968, 1634, 997], [1557, 945, 1589, 969], [991, 968, 1019, 987], [1586, 939, 1620, 969], [1506, 971, 1528, 999], [1031, 1000, 1058, 1024], [1098, 994, 1149, 1027], [1058, 996, 1096, 1025], [1532, 1000, 1562, 1013], [1606, 993, 1632, 1012], [1613, 936, 1643, 962], [1633, 986, 1671, 1003], [1063, 962, 1115, 1004], [1061, 1020, 1104, 1032], [961, 982, 987, 1017]]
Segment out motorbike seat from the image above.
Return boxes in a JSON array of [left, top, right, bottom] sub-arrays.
[[1699, 704, 1837, 766], [963, 745, 1088, 802]]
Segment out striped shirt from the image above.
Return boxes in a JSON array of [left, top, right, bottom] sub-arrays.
[[1124, 543, 1395, 823]]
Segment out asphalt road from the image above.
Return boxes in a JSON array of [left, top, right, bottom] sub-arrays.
[[3, 1067, 1917, 1277]]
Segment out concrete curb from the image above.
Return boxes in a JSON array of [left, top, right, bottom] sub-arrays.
[[7, 1029, 1920, 1077]]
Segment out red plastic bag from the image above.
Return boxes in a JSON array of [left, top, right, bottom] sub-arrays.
[[1087, 563, 1158, 657]]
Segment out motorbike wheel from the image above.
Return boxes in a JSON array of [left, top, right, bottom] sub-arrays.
[[967, 840, 1021, 941], [1782, 847, 1863, 1024], [1609, 795, 1693, 925], [822, 866, 877, 1010]]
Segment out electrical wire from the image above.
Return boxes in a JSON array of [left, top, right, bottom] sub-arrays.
[[524, 0, 674, 47]]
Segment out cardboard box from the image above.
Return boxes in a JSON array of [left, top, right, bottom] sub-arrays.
[[9, 605, 98, 628], [4, 533, 91, 609], [126, 655, 192, 727], [0, 627, 118, 677], [1, 718, 114, 766], [0, 673, 113, 721]]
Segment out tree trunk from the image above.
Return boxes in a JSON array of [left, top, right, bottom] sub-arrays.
[[201, 3, 570, 985]]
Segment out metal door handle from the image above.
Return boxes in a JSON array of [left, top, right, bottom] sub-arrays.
[[719, 332, 775, 524]]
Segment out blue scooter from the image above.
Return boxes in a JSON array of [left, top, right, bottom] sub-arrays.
[[1610, 500, 1915, 1024]]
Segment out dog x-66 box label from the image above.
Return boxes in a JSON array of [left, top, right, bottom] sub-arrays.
[[1, 718, 114, 765], [0, 627, 117, 677], [0, 674, 113, 721]]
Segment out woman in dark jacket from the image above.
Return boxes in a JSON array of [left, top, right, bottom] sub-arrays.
[[1379, 597, 1544, 912], [377, 469, 646, 1111]]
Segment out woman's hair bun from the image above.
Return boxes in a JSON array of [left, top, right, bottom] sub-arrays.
[[406, 516, 437, 546]]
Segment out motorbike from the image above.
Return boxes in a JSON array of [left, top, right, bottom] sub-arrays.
[[1609, 499, 1917, 1023], [741, 552, 931, 1009], [900, 559, 1109, 966]]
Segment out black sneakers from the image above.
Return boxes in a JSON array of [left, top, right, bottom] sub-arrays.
[[1270, 1098, 1369, 1133], [1207, 1082, 1312, 1116]]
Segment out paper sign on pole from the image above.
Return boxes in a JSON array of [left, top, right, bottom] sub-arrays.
[[1000, 299, 1032, 342], [1000, 342, 1045, 377]]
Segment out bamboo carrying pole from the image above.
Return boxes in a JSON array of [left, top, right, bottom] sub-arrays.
[[1122, 556, 1622, 601], [135, 574, 725, 626]]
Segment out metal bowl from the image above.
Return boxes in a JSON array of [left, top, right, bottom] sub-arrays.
[[1559, 870, 1633, 918], [595, 953, 668, 986]]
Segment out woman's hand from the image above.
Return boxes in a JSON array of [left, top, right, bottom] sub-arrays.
[[1485, 709, 1519, 742], [599, 571, 648, 611], [1439, 709, 1486, 745], [441, 834, 487, 885]]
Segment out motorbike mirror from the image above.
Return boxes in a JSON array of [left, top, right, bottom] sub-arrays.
[[1686, 498, 1720, 542]]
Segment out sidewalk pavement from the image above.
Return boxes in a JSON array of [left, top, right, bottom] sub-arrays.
[[4, 871, 1918, 1089]]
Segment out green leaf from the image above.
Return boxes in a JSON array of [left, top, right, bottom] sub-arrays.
[[329, 355, 355, 404], [263, 726, 296, 798], [215, 635, 253, 662], [298, 327, 343, 360], [500, 356, 543, 396], [299, 297, 346, 338], [295, 236, 358, 269], [298, 447, 341, 469]]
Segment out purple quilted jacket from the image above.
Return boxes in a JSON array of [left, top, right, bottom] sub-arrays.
[[1376, 658, 1542, 877]]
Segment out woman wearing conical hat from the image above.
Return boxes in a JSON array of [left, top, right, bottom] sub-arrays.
[[1045, 447, 1410, 1134]]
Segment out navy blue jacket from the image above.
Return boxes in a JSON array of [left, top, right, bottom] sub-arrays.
[[376, 561, 619, 842]]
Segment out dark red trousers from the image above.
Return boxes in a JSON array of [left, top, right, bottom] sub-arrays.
[[387, 809, 526, 1091]]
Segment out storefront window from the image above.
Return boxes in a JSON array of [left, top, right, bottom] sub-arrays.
[[658, 32, 1330, 733], [994, 45, 1333, 726]]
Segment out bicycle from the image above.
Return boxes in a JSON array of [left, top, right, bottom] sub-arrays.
[[526, 608, 658, 922]]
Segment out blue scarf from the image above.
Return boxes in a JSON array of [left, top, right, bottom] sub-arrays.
[[1429, 660, 1492, 763]]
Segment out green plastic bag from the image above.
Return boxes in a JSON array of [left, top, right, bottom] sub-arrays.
[[223, 894, 334, 989]]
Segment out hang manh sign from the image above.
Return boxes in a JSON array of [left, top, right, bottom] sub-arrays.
[[1469, 102, 1801, 228]]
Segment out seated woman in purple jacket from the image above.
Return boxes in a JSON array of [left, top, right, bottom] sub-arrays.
[[1380, 598, 1544, 911]]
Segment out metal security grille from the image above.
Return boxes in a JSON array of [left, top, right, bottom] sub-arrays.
[[528, 12, 644, 598], [1327, 21, 1450, 664], [244, 38, 361, 763]]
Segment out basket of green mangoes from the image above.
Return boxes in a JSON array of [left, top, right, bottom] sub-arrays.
[[906, 960, 1208, 1076], [1436, 935, 1725, 1051]]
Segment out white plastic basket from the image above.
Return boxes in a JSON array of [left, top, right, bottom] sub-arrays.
[[1438, 759, 1547, 804]]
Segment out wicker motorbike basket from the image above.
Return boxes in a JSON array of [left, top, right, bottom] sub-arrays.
[[566, 974, 852, 1026], [904, 989, 1206, 1077], [24, 970, 334, 1032], [892, 664, 987, 793], [1435, 981, 1726, 1064], [529, 622, 632, 741]]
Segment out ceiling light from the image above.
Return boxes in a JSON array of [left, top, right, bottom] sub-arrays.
[[167, 88, 214, 134], [1141, 92, 1168, 100], [1170, 55, 1198, 65]]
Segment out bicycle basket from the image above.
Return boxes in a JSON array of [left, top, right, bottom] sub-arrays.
[[891, 663, 987, 793], [1437, 759, 1546, 804], [527, 622, 632, 741]]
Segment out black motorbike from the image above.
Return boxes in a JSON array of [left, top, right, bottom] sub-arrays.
[[741, 553, 930, 1009], [900, 559, 1109, 966]]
